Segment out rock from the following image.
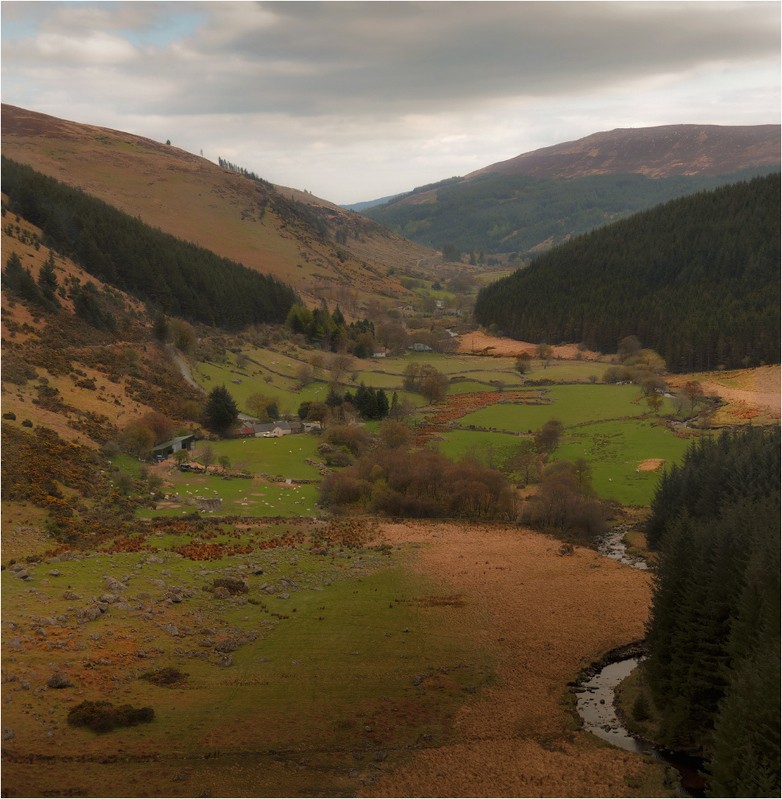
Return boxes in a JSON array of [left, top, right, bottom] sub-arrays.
[[78, 606, 102, 623], [2, 728, 14, 741], [15, 570, 30, 580], [46, 673, 73, 689], [49, 570, 61, 577], [213, 586, 230, 600], [63, 589, 81, 600], [160, 624, 179, 637], [99, 593, 118, 604], [104, 576, 127, 592]]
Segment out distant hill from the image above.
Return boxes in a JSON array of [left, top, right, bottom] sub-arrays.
[[473, 174, 780, 373], [342, 194, 402, 212], [364, 124, 780, 257], [0, 104, 436, 310]]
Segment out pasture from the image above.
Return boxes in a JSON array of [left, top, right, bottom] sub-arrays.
[[1, 519, 492, 797], [554, 419, 693, 506]]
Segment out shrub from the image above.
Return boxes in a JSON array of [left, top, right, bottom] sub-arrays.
[[141, 667, 188, 687], [67, 700, 155, 733], [211, 577, 248, 595]]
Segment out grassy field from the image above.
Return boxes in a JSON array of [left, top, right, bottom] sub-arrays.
[[458, 383, 657, 431], [435, 429, 521, 468], [554, 419, 693, 506], [2, 519, 491, 797]]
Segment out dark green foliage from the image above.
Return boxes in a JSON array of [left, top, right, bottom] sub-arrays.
[[647, 427, 781, 550], [72, 281, 116, 331], [2, 157, 299, 331], [2, 250, 45, 306], [474, 175, 780, 372], [365, 168, 778, 256], [37, 252, 60, 308], [67, 700, 155, 732], [644, 426, 780, 795], [344, 383, 389, 420], [203, 385, 239, 435]]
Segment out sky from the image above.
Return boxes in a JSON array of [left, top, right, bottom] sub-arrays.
[[2, 1, 780, 204]]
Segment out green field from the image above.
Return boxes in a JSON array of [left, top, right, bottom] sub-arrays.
[[2, 520, 491, 796], [206, 436, 322, 479], [435, 429, 521, 468], [554, 419, 692, 506], [458, 384, 655, 431]]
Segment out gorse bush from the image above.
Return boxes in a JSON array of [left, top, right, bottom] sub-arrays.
[[67, 700, 155, 733]]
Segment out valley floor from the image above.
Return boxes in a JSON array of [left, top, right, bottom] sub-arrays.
[[2, 521, 674, 798], [362, 521, 671, 798]]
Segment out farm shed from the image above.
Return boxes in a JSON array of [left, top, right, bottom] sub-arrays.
[[152, 434, 195, 458]]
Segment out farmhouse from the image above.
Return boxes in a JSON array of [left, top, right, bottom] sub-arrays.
[[253, 421, 303, 438], [152, 434, 195, 459]]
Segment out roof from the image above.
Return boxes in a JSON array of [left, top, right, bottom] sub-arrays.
[[152, 434, 195, 452]]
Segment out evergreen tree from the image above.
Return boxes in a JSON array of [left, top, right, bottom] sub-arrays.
[[203, 386, 239, 435]]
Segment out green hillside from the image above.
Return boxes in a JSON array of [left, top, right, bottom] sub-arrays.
[[473, 174, 780, 373], [364, 167, 778, 258]]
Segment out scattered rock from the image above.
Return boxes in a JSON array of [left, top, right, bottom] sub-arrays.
[[104, 576, 127, 592], [47, 673, 73, 689], [63, 590, 81, 601], [78, 606, 103, 623], [49, 570, 61, 577], [2, 728, 14, 741]]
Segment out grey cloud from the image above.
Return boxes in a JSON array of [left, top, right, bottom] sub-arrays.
[[152, 1, 778, 116]]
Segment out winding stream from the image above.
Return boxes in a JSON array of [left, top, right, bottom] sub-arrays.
[[575, 529, 705, 796]]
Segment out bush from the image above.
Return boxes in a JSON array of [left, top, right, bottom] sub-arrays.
[[141, 667, 188, 687], [211, 577, 248, 595], [67, 700, 155, 733]]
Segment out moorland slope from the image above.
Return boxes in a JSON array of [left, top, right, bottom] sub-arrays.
[[1, 104, 436, 308]]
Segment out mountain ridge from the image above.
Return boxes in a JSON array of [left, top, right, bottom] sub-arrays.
[[467, 123, 781, 180]]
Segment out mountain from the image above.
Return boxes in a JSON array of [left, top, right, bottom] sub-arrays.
[[469, 124, 781, 180], [473, 173, 780, 373], [0, 104, 436, 311], [363, 124, 780, 258]]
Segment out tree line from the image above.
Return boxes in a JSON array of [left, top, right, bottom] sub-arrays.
[[473, 174, 780, 372], [643, 426, 780, 796], [1, 156, 300, 331]]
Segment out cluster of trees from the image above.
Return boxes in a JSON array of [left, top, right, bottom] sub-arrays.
[[364, 168, 776, 256], [402, 363, 450, 403], [286, 303, 378, 355], [321, 429, 516, 520], [343, 384, 390, 420], [474, 174, 780, 372], [2, 157, 300, 331], [2, 251, 61, 312], [643, 426, 780, 796]]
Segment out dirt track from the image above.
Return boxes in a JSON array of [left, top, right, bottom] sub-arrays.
[[363, 521, 670, 797]]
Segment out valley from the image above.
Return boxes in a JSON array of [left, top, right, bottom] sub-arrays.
[[2, 104, 779, 798]]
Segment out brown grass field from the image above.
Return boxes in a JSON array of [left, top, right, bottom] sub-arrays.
[[362, 522, 671, 798]]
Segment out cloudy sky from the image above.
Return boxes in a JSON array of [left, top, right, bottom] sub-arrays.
[[2, 1, 779, 204]]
